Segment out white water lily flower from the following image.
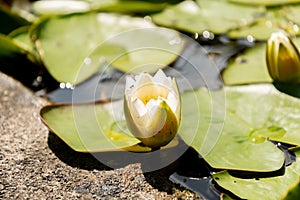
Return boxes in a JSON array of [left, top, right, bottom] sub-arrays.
[[266, 32, 300, 83], [124, 69, 181, 149]]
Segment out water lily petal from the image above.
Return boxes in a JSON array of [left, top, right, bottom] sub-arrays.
[[134, 84, 170, 102], [138, 100, 178, 148], [166, 92, 178, 114], [125, 76, 136, 91], [132, 97, 148, 117], [172, 78, 181, 119], [124, 94, 147, 138], [144, 99, 167, 136], [124, 70, 181, 148], [135, 73, 152, 87], [153, 69, 173, 87], [266, 32, 300, 82], [146, 98, 162, 118], [125, 97, 166, 138]]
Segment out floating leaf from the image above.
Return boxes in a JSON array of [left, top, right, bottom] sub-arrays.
[[222, 43, 272, 85], [152, 0, 265, 35], [180, 84, 300, 171], [229, 0, 300, 6], [228, 9, 300, 40], [213, 148, 300, 199], [31, 12, 184, 84], [195, 0, 265, 34], [222, 38, 300, 85], [40, 101, 141, 152], [40, 100, 179, 152], [283, 5, 300, 27], [83, 27, 184, 76]]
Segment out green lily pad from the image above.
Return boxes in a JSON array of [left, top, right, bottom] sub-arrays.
[[283, 5, 300, 27], [40, 101, 141, 152], [213, 148, 300, 199], [9, 26, 32, 50], [180, 84, 300, 171], [222, 43, 272, 85], [84, 27, 184, 76], [229, 0, 300, 6], [31, 12, 184, 84], [152, 0, 265, 35], [222, 37, 300, 85], [228, 8, 300, 40], [40, 100, 179, 152]]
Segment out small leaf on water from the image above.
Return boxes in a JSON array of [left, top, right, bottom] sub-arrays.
[[222, 43, 272, 85], [31, 12, 184, 84], [152, 0, 265, 35], [283, 5, 300, 26], [222, 38, 300, 86], [40, 101, 141, 152], [108, 120, 139, 145], [180, 84, 300, 171], [228, 8, 300, 40], [212, 148, 300, 199]]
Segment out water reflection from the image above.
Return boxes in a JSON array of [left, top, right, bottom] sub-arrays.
[[168, 37, 182, 45], [59, 82, 74, 89], [170, 173, 220, 200], [202, 30, 214, 40], [246, 35, 255, 43]]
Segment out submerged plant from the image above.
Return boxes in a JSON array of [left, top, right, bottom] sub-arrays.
[[123, 70, 181, 149], [266, 32, 300, 83]]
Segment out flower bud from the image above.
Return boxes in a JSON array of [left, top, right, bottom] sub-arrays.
[[266, 32, 300, 83], [124, 70, 181, 149]]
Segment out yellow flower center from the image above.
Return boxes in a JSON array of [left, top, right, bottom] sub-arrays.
[[133, 84, 170, 104]]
